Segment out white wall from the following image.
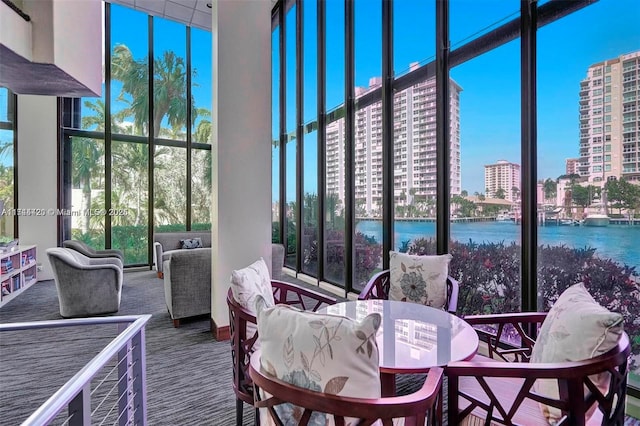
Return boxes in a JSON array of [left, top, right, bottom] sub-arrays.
[[16, 95, 58, 281], [211, 0, 272, 330], [0, 0, 32, 60]]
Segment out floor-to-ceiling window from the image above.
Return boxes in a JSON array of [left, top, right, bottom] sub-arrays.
[[0, 88, 16, 241], [61, 2, 212, 266], [271, 0, 640, 394]]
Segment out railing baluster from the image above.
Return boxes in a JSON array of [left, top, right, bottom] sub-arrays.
[[132, 328, 147, 425], [118, 323, 131, 426], [68, 384, 91, 426]]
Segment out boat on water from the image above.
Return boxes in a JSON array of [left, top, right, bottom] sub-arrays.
[[582, 213, 610, 227]]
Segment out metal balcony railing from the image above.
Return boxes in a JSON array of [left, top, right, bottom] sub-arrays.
[[0, 315, 150, 426]]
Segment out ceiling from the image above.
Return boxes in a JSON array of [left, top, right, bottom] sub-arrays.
[[106, 0, 213, 31]]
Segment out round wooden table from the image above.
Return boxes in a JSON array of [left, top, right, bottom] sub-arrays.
[[319, 299, 478, 396]]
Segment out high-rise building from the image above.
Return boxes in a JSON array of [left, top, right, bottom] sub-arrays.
[[565, 158, 580, 176], [484, 160, 521, 202], [578, 51, 640, 184], [326, 73, 462, 216]]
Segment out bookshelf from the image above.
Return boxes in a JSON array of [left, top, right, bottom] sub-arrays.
[[1, 244, 38, 308]]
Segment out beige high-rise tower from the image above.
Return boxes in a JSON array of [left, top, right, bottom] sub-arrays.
[[578, 51, 640, 185]]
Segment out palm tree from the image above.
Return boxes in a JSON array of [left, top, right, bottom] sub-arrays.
[[111, 44, 199, 138], [72, 137, 103, 234]]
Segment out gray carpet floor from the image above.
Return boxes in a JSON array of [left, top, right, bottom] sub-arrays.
[[1, 271, 638, 426]]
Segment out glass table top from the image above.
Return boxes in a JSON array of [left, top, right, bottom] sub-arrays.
[[320, 299, 479, 373]]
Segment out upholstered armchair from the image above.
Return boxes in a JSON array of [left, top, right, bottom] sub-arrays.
[[62, 240, 124, 263], [47, 247, 123, 318]]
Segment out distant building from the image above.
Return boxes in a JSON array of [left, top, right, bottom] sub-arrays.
[[326, 71, 462, 216], [565, 158, 580, 176], [484, 160, 521, 202], [578, 50, 640, 185]]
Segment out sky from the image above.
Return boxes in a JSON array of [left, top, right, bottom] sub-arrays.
[[275, 0, 640, 198], [1, 1, 638, 192]]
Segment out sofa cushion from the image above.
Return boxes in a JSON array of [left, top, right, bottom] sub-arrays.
[[388, 251, 452, 309], [180, 237, 203, 249], [255, 295, 381, 425], [530, 282, 623, 423]]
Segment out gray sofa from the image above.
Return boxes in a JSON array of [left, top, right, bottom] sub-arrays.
[[47, 247, 123, 318], [153, 231, 212, 277], [163, 247, 211, 327]]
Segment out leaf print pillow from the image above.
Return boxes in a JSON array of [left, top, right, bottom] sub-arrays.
[[530, 282, 623, 424], [389, 251, 452, 309], [255, 295, 381, 426]]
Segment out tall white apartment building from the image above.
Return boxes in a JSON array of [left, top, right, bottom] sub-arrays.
[[484, 160, 520, 202], [326, 73, 462, 217], [578, 51, 640, 184]]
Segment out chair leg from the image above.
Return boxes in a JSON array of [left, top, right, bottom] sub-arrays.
[[173, 319, 180, 328], [235, 398, 243, 426]]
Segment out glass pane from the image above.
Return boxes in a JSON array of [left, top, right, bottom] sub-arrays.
[[111, 140, 148, 265], [110, 4, 148, 136], [537, 0, 640, 389], [285, 135, 297, 269], [393, 0, 434, 77], [450, 0, 519, 51], [272, 27, 281, 244], [70, 137, 106, 249], [153, 18, 187, 141], [325, 116, 346, 286], [353, 0, 383, 290], [450, 39, 522, 318], [302, 131, 318, 276], [284, 6, 297, 269], [191, 27, 212, 142], [324, 0, 346, 286], [301, 1, 318, 277], [154, 146, 186, 231], [0, 87, 10, 122], [326, 0, 345, 112], [0, 128, 15, 240], [191, 148, 211, 230]]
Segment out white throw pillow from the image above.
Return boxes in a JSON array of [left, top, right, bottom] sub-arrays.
[[530, 282, 623, 424], [230, 258, 276, 341], [255, 295, 381, 426], [388, 251, 452, 309]]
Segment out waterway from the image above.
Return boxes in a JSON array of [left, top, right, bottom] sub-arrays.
[[356, 220, 640, 270]]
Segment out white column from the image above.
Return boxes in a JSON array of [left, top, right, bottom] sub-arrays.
[[16, 95, 58, 281], [211, 0, 272, 333]]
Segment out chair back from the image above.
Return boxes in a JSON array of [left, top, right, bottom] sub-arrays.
[[250, 349, 444, 425], [227, 280, 337, 425], [358, 269, 460, 313]]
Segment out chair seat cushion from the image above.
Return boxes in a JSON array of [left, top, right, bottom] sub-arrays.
[[458, 374, 603, 426]]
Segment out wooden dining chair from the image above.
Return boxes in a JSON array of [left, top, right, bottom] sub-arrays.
[[227, 280, 337, 426], [249, 349, 444, 425], [446, 312, 630, 425]]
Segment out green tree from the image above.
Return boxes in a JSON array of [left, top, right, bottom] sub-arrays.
[[605, 178, 640, 215], [111, 44, 199, 138], [571, 184, 591, 209], [543, 178, 557, 201], [72, 138, 103, 234], [495, 188, 506, 199]]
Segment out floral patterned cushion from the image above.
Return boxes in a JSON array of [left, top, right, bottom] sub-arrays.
[[388, 251, 452, 309], [530, 282, 624, 424], [255, 295, 381, 425]]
